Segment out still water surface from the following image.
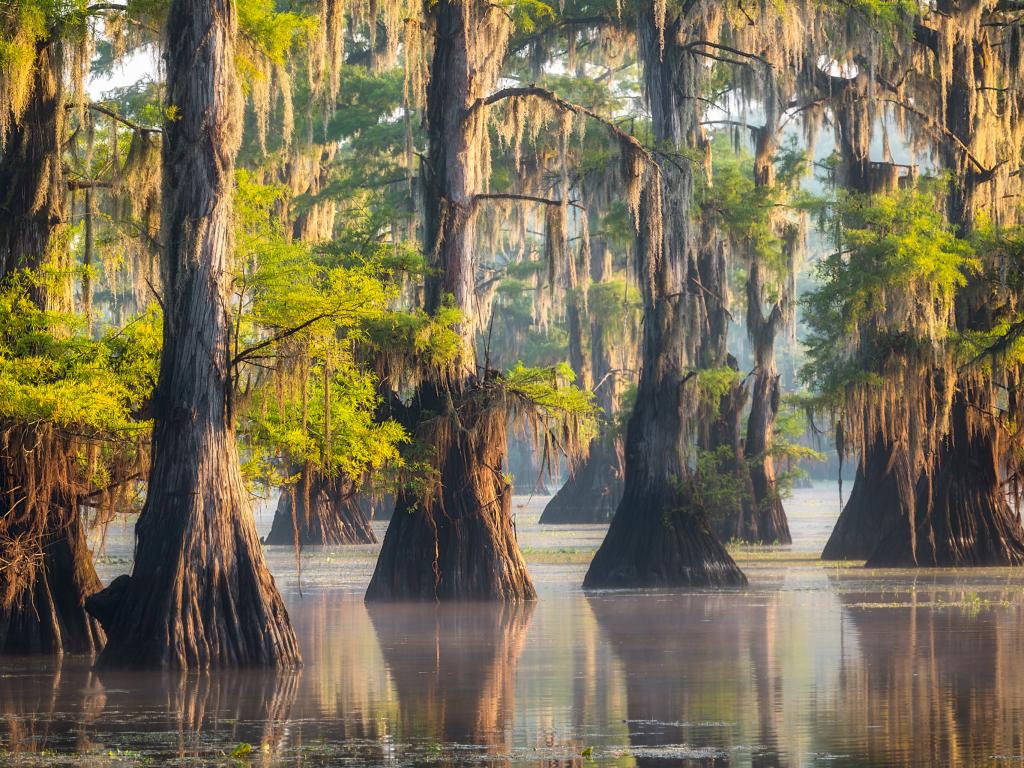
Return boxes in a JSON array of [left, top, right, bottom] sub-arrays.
[[4, 485, 1024, 766]]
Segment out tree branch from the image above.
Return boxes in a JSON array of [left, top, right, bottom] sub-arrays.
[[683, 40, 770, 68], [68, 102, 161, 134], [473, 192, 584, 210], [233, 313, 331, 367], [465, 86, 652, 161]]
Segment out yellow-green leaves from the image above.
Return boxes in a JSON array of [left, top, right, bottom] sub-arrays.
[[0, 283, 159, 433]]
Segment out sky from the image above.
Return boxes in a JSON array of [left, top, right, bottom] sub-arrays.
[[87, 46, 159, 99]]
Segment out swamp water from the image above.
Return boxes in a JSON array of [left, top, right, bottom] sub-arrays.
[[4, 484, 1024, 766]]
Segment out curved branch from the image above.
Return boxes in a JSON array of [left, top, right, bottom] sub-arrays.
[[473, 192, 584, 210], [68, 102, 162, 134], [682, 40, 770, 67], [465, 86, 652, 161]]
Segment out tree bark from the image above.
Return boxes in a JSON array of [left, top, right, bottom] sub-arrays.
[[263, 472, 377, 546], [367, 384, 535, 600], [863, 19, 1024, 566], [540, 436, 622, 523], [869, 386, 1024, 566], [86, 0, 300, 668], [584, 10, 745, 588], [365, 0, 534, 601], [821, 432, 910, 560], [743, 260, 791, 545], [0, 38, 104, 655], [0, 39, 66, 297], [0, 473, 104, 655]]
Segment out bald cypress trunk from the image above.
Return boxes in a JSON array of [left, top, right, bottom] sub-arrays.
[[365, 0, 534, 601], [264, 472, 377, 546], [743, 260, 791, 545], [821, 432, 912, 560], [541, 437, 621, 523], [367, 385, 534, 600], [695, 216, 757, 542], [0, 39, 104, 655], [820, 76, 913, 560], [584, 11, 745, 588], [86, 0, 300, 668], [867, 25, 1024, 566], [0, 454, 104, 655]]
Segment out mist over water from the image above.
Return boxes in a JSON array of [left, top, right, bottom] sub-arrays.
[[4, 485, 1024, 766]]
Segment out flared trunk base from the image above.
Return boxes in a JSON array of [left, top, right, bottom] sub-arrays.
[[540, 439, 622, 524], [263, 477, 377, 546], [365, 384, 536, 602], [0, 514, 104, 655], [822, 439, 907, 561], [584, 483, 747, 589], [87, 440, 301, 669]]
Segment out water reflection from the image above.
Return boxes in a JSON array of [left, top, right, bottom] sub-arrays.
[[821, 583, 1018, 766], [8, 497, 1024, 766], [589, 593, 783, 766], [0, 660, 300, 764], [367, 601, 534, 764]]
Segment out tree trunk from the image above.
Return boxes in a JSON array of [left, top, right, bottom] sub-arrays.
[[365, 0, 533, 601], [0, 39, 104, 655], [0, 39, 66, 296], [540, 436, 622, 524], [869, 386, 1024, 567], [821, 432, 910, 560], [738, 118, 791, 546], [584, 11, 745, 588], [862, 23, 1024, 567], [86, 0, 300, 668], [541, 237, 625, 524], [263, 472, 377, 546], [744, 292, 791, 545], [0, 467, 104, 655], [708, 356, 756, 542], [366, 383, 535, 601]]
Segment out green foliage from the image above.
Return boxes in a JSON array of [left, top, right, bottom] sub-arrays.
[[237, 0, 312, 66], [232, 174, 409, 488], [692, 445, 749, 522], [503, 0, 556, 33], [801, 184, 976, 396], [587, 279, 640, 347], [504, 361, 600, 452], [364, 305, 464, 377], [704, 136, 803, 284], [769, 400, 826, 495], [0, 280, 159, 435], [506, 361, 596, 419], [695, 365, 742, 407]]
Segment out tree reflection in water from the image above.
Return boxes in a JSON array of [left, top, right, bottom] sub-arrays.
[[0, 660, 300, 765], [6, 579, 1024, 766], [588, 592, 783, 766], [367, 601, 534, 765]]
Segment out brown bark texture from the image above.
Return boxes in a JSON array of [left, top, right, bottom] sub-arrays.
[[263, 472, 377, 546], [365, 0, 534, 600], [86, 0, 300, 668], [584, 10, 745, 588]]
